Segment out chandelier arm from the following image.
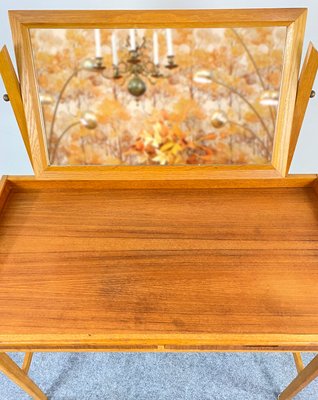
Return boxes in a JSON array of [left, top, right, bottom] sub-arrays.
[[143, 63, 153, 75], [100, 72, 127, 87], [159, 73, 171, 80], [139, 64, 152, 76], [48, 68, 82, 153], [228, 119, 271, 159], [118, 61, 129, 74], [139, 36, 147, 50], [101, 70, 117, 80], [145, 75, 158, 86], [50, 121, 81, 164], [143, 53, 153, 64], [231, 28, 276, 129], [145, 60, 159, 75], [139, 68, 156, 85], [210, 75, 273, 139], [118, 75, 130, 87]]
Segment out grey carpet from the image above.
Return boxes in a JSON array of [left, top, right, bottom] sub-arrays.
[[0, 353, 317, 399]]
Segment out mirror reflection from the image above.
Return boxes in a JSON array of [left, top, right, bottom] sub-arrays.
[[30, 27, 286, 166]]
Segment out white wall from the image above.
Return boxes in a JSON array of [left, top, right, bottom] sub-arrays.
[[0, 0, 317, 175]]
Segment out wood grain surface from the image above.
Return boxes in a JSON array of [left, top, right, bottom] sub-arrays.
[[271, 9, 307, 176], [1, 186, 318, 351], [0, 176, 11, 214], [0, 47, 33, 166], [286, 42, 318, 173], [9, 9, 306, 28], [6, 174, 318, 190]]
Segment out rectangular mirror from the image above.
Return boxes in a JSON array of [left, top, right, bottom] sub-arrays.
[[30, 27, 286, 166], [10, 9, 306, 178]]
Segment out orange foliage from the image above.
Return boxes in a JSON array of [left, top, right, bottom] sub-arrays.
[[30, 26, 285, 166]]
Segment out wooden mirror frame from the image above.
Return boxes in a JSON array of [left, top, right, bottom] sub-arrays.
[[9, 8, 307, 181]]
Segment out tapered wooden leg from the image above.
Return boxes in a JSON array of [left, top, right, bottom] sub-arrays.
[[0, 352, 47, 400], [279, 354, 318, 400], [22, 352, 34, 374], [292, 352, 304, 373]]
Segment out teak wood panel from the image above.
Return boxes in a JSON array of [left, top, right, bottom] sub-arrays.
[[9, 9, 306, 179], [0, 176, 11, 214], [7, 174, 318, 190], [0, 47, 33, 166], [9, 9, 307, 28], [286, 42, 318, 173], [1, 184, 318, 351], [271, 9, 306, 176]]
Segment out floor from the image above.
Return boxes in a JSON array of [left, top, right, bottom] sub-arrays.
[[0, 353, 318, 399]]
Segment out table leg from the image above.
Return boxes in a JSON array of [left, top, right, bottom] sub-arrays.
[[22, 352, 34, 374], [279, 354, 318, 400], [292, 352, 304, 373], [0, 352, 47, 400]]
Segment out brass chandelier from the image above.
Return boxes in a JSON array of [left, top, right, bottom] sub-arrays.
[[83, 29, 178, 98]]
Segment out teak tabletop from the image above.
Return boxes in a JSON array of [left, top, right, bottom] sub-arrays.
[[1, 184, 318, 352]]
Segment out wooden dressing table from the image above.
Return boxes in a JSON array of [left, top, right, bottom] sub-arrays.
[[1, 9, 318, 399]]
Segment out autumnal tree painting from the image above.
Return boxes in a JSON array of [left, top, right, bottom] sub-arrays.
[[30, 27, 286, 166]]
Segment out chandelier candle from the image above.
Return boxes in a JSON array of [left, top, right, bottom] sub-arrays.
[[111, 32, 118, 66], [153, 31, 159, 66], [166, 29, 174, 57], [94, 29, 102, 58], [129, 29, 136, 51]]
